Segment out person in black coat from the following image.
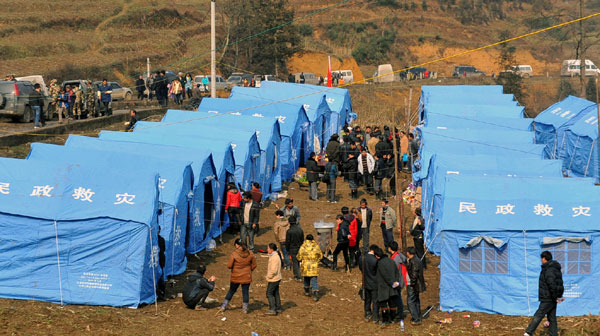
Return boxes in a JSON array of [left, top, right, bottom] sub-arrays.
[[373, 154, 386, 200], [410, 207, 427, 269], [525, 251, 564, 336], [135, 75, 146, 100], [359, 244, 380, 322], [406, 247, 426, 324], [375, 136, 392, 157], [339, 136, 351, 181], [285, 216, 304, 281], [325, 134, 340, 163], [332, 214, 351, 271], [375, 247, 400, 326], [344, 149, 359, 199], [305, 152, 322, 201], [182, 265, 216, 310]]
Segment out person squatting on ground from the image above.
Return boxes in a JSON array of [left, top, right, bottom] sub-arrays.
[[379, 199, 396, 251], [273, 210, 291, 270], [225, 184, 242, 232], [411, 207, 427, 269], [359, 244, 380, 323], [285, 215, 304, 281], [297, 234, 323, 302], [125, 109, 139, 131], [406, 246, 426, 325], [524, 251, 564, 336], [280, 198, 301, 224], [219, 239, 257, 314], [240, 192, 260, 252], [332, 214, 351, 272], [182, 265, 216, 310], [265, 243, 283, 315]]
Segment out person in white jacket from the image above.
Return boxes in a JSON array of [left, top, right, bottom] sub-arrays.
[[357, 148, 376, 195]]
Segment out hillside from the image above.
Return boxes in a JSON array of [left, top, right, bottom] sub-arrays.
[[1, 0, 599, 84]]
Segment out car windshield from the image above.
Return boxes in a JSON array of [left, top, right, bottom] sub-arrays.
[[228, 76, 241, 82]]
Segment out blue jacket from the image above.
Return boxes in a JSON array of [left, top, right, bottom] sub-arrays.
[[98, 84, 113, 102], [58, 93, 69, 108]]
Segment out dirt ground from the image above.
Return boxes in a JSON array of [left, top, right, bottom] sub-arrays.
[[0, 162, 598, 335]]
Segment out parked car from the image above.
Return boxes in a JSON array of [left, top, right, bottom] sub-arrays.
[[0, 80, 51, 122], [263, 75, 278, 82], [400, 67, 430, 80], [561, 60, 600, 77], [193, 75, 227, 92], [452, 65, 486, 77], [332, 70, 354, 83], [373, 64, 394, 83], [16, 75, 49, 96], [92, 81, 133, 100], [508, 65, 533, 78], [294, 72, 319, 85], [226, 75, 243, 90]]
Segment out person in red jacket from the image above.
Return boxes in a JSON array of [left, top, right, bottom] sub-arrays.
[[342, 207, 358, 269], [225, 184, 242, 232]]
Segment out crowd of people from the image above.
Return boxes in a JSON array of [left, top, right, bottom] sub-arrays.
[[314, 126, 419, 202]]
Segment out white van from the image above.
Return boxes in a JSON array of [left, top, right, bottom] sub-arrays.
[[332, 70, 354, 83], [561, 60, 600, 77], [373, 64, 394, 83], [509, 65, 533, 78]]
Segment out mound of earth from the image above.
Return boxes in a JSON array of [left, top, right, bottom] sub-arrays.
[[288, 52, 365, 82]]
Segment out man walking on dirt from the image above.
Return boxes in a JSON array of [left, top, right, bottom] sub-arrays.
[[98, 79, 113, 116], [524, 251, 564, 336], [285, 216, 304, 281], [379, 199, 396, 250]]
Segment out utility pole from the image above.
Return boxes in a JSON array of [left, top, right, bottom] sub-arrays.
[[580, 0, 586, 98], [407, 88, 413, 128], [211, 0, 217, 98], [146, 57, 150, 97]]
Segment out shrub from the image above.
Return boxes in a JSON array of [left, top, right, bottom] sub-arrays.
[[352, 30, 396, 64], [556, 80, 577, 100], [298, 24, 313, 37]]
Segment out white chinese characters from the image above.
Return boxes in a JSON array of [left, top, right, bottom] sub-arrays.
[[158, 178, 167, 189], [72, 187, 95, 202], [533, 204, 553, 216], [496, 204, 515, 215], [114, 193, 136, 205], [30, 185, 53, 197], [572, 206, 591, 217], [459, 202, 477, 214], [0, 182, 9, 195]]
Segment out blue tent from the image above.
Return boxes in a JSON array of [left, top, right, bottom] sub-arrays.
[[533, 96, 594, 159], [419, 127, 534, 146], [418, 155, 564, 254], [561, 107, 599, 180], [65, 135, 218, 254], [75, 133, 239, 237], [438, 174, 600, 316], [413, 141, 546, 182], [198, 98, 312, 179], [0, 158, 161, 307], [420, 85, 505, 101], [424, 113, 533, 131], [141, 112, 282, 197], [26, 143, 193, 279], [420, 103, 525, 123], [230, 85, 334, 149], [259, 81, 356, 126]]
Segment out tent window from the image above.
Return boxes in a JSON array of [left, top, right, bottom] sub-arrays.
[[459, 241, 508, 274], [543, 241, 591, 275]]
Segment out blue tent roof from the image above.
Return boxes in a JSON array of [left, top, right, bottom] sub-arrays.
[[260, 81, 355, 124], [414, 141, 546, 182], [65, 135, 218, 254], [425, 113, 533, 131], [419, 127, 534, 145], [561, 107, 599, 179], [198, 97, 312, 179], [142, 111, 282, 195], [421, 103, 525, 123], [230, 85, 335, 146], [0, 158, 161, 307], [26, 143, 193, 279], [441, 175, 598, 231], [533, 96, 594, 159]]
